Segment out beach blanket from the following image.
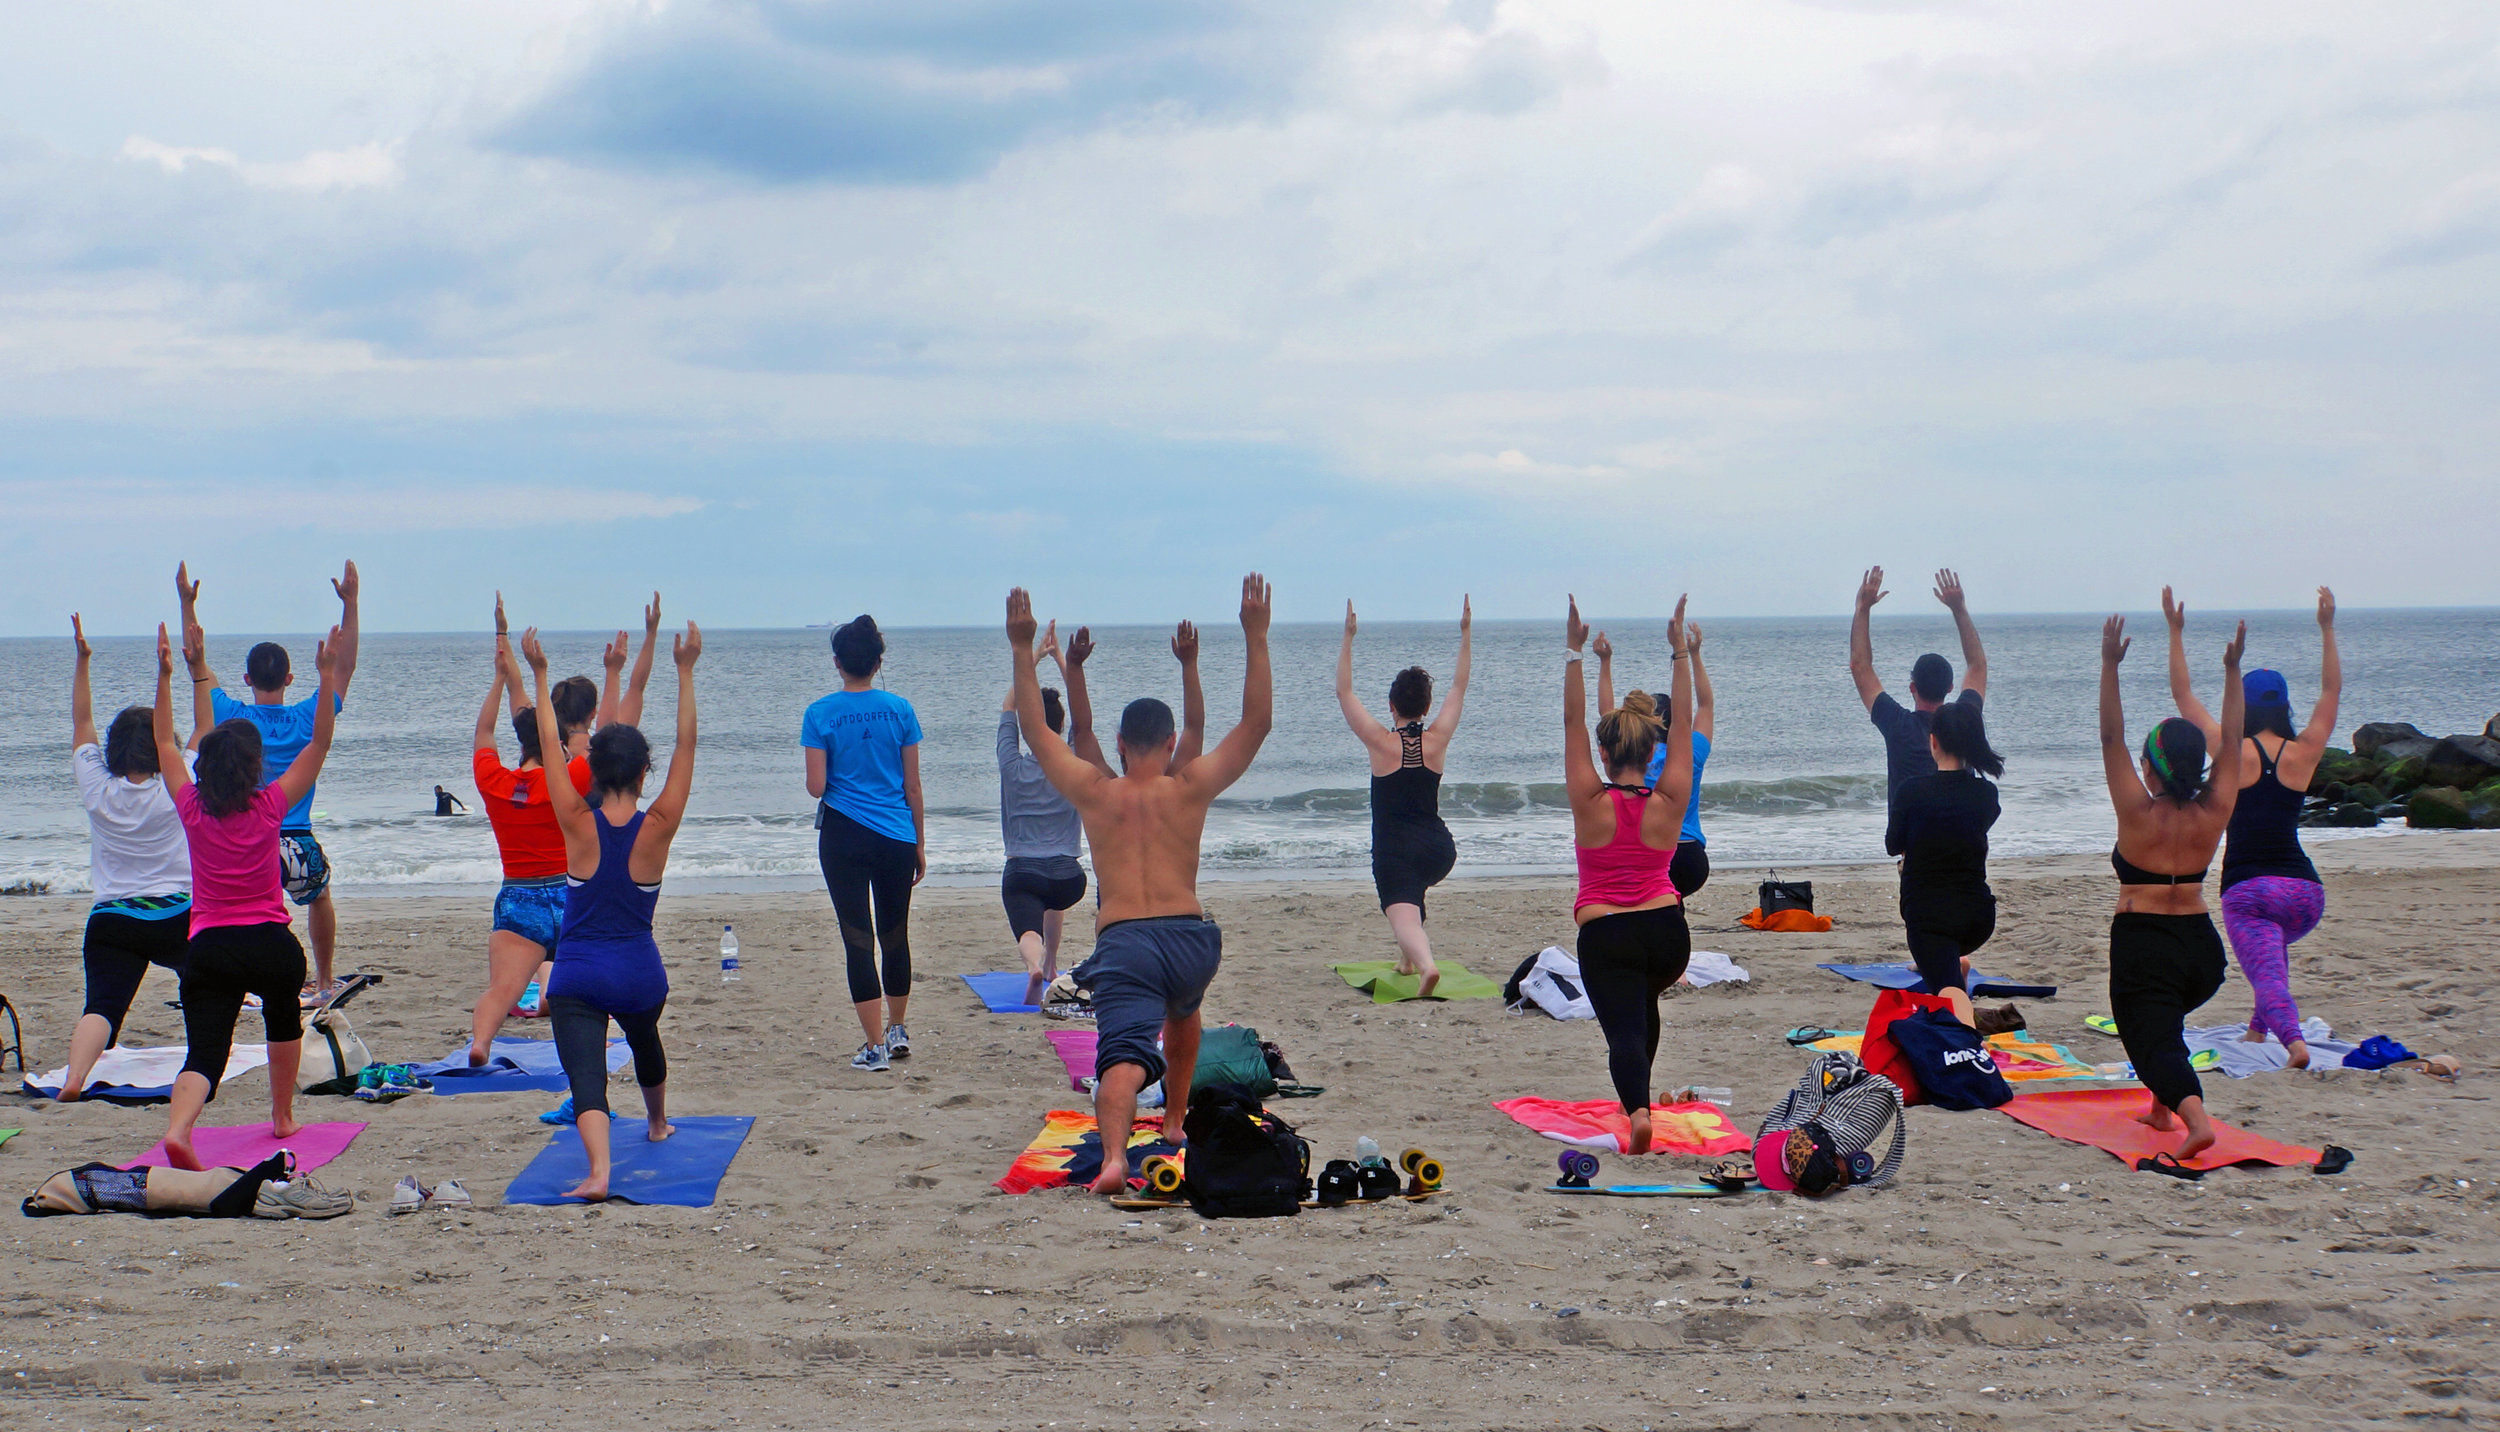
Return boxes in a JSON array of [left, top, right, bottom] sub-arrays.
[[412, 1038, 630, 1095], [1681, 951, 1750, 987], [962, 972, 1044, 1014], [1810, 1030, 2121, 1083], [503, 1115, 756, 1207], [2184, 1018, 2360, 1078], [1816, 962, 2057, 999], [123, 1120, 365, 1175], [1493, 1097, 1752, 1156], [23, 1044, 270, 1103], [1332, 959, 1502, 1003], [1742, 908, 1834, 932], [1997, 1088, 2321, 1172], [997, 1109, 1182, 1194]]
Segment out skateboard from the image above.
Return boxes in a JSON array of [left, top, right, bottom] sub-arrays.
[[1108, 1189, 1445, 1212], [1544, 1148, 1754, 1197], [1110, 1145, 1445, 1209]]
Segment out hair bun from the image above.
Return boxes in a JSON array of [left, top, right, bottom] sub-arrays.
[[1620, 689, 1659, 721]]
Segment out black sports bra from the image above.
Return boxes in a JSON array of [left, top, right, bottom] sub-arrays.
[[2111, 846, 2208, 886]]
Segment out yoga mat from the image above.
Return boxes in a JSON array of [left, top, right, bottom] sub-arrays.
[[962, 971, 1043, 1014], [1493, 1097, 1752, 1157], [1331, 960, 1502, 1003], [1045, 1028, 1097, 1091], [23, 1043, 271, 1103], [503, 1115, 756, 1207], [1997, 1088, 2321, 1171], [1816, 962, 2057, 999], [412, 1038, 630, 1095], [0, 1129, 17, 1150], [123, 1120, 366, 1174], [997, 1109, 1179, 1194]]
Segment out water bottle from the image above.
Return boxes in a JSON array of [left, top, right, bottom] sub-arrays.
[[719, 924, 741, 983], [1354, 1135, 1385, 1167], [1671, 1086, 1734, 1107]]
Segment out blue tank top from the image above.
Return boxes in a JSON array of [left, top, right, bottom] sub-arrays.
[[2220, 738, 2319, 892], [548, 807, 669, 1013]]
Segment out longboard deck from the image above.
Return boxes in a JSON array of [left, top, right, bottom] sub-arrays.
[[1546, 1182, 1752, 1198], [1110, 1189, 1443, 1211]]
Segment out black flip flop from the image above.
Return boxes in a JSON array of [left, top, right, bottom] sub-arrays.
[[2135, 1152, 2203, 1181], [2313, 1145, 2354, 1177]]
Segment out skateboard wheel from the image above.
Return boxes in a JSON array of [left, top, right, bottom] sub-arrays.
[[1143, 1156, 1184, 1196], [1410, 1156, 1444, 1191], [1559, 1149, 1600, 1184], [1399, 1147, 1429, 1176]]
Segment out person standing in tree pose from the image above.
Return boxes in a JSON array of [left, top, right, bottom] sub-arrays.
[[509, 619, 700, 1202], [998, 620, 1089, 1005], [1850, 567, 1988, 815], [59, 615, 199, 1101], [1597, 617, 1713, 897], [178, 560, 359, 1003], [1005, 575, 1275, 1195], [2102, 609, 2247, 1162], [1337, 597, 1470, 997], [1564, 595, 1695, 1155], [2166, 586, 2340, 1068], [803, 616, 927, 1072]]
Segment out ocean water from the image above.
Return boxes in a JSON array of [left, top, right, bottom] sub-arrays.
[[6, 609, 2492, 896]]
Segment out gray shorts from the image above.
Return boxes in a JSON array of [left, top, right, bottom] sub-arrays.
[[1074, 914, 1222, 1087]]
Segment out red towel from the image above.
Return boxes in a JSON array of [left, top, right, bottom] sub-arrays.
[[1862, 988, 1955, 1107], [1998, 1088, 2322, 1171], [1493, 1097, 1751, 1156]]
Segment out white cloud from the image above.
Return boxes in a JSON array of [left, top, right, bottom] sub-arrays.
[[0, 478, 699, 533], [120, 136, 401, 191]]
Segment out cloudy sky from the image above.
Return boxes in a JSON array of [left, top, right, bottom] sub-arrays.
[[5, 1, 2496, 636]]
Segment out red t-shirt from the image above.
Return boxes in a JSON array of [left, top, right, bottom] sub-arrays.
[[474, 749, 592, 880]]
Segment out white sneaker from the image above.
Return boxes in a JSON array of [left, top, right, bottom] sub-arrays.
[[388, 1175, 428, 1216], [883, 1024, 911, 1058], [432, 1179, 474, 1211], [851, 1041, 891, 1073]]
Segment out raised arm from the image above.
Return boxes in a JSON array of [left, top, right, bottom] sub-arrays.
[[178, 562, 218, 745], [1061, 625, 1112, 776], [2203, 621, 2248, 821], [513, 630, 597, 860], [1850, 566, 1886, 710], [597, 628, 626, 730], [151, 626, 190, 801], [1592, 630, 1615, 716], [1176, 575, 1274, 799], [475, 652, 506, 752], [1642, 597, 1695, 848], [1688, 620, 1715, 741], [1427, 595, 1472, 743], [642, 623, 701, 840], [1008, 592, 1110, 800], [271, 624, 345, 811], [1170, 619, 1205, 771], [1562, 596, 1600, 800], [2161, 586, 2219, 744], [71, 615, 96, 750], [2098, 616, 2145, 813], [2299, 587, 2342, 750], [1934, 568, 1984, 698], [328, 560, 361, 695], [620, 592, 661, 728], [1335, 603, 1395, 756]]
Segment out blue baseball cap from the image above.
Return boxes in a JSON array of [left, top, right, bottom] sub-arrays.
[[2243, 669, 2290, 709]]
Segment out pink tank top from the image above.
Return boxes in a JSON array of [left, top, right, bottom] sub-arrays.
[[1575, 787, 1679, 913]]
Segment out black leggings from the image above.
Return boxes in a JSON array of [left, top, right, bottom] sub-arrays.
[[819, 807, 916, 1004], [180, 922, 306, 1095], [1669, 841, 1709, 897], [546, 994, 667, 1119], [1002, 860, 1087, 941], [2109, 912, 2227, 1112], [1902, 887, 1996, 995], [83, 910, 190, 1044], [1575, 904, 1693, 1113]]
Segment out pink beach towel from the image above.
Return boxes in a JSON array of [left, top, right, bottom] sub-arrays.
[[124, 1121, 367, 1174], [1494, 1097, 1752, 1156], [1997, 1089, 2321, 1172]]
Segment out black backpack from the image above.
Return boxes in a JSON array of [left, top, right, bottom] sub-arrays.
[[1180, 1082, 1310, 1218]]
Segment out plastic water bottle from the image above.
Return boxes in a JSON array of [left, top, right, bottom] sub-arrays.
[[1671, 1086, 1734, 1107], [719, 924, 741, 983], [1354, 1135, 1385, 1167]]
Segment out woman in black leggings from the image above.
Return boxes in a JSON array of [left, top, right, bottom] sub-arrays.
[[1884, 700, 2004, 1027], [801, 616, 927, 1072], [2099, 610, 2246, 1163]]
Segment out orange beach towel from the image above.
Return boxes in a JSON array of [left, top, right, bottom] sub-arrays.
[[1741, 907, 1835, 932]]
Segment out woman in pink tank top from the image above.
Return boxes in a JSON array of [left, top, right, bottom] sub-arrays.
[[1563, 595, 1695, 1155]]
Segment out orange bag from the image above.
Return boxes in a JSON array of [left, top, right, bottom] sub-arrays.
[[1740, 907, 1835, 932]]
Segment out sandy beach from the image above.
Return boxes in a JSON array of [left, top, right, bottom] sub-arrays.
[[4, 830, 2498, 1430]]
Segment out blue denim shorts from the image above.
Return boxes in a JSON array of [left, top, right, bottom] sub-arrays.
[[492, 877, 567, 951]]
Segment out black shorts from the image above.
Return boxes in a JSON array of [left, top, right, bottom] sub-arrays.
[[1002, 858, 1088, 940], [1669, 840, 1709, 897], [180, 922, 308, 1095], [82, 906, 191, 1044], [1371, 820, 1457, 916], [1901, 886, 1996, 995]]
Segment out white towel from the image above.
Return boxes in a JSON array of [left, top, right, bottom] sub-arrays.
[[29, 1043, 269, 1094], [1681, 951, 1750, 987]]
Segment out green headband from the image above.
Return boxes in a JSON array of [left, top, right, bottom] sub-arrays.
[[2143, 726, 2176, 784]]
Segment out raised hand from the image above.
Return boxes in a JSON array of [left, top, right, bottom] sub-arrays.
[[175, 562, 200, 609], [154, 623, 173, 677], [644, 591, 662, 634], [1566, 595, 1588, 651], [1172, 619, 1199, 664], [2317, 586, 2336, 627], [2102, 615, 2131, 666], [1238, 572, 1272, 638], [1037, 618, 1060, 666], [521, 628, 549, 673], [1590, 631, 1612, 661], [1856, 566, 1887, 611], [2161, 586, 2185, 633], [1005, 588, 1039, 648], [2223, 619, 2247, 671], [1459, 594, 1471, 633], [1687, 619, 1705, 653], [1932, 569, 1967, 612], [331, 560, 359, 606], [1343, 601, 1357, 640], [72, 614, 91, 661], [1668, 594, 1690, 655], [182, 619, 205, 668], [315, 623, 345, 680], [494, 591, 509, 637], [603, 631, 629, 673], [674, 620, 702, 669], [1067, 625, 1094, 667]]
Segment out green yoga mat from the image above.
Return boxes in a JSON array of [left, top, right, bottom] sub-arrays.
[[0, 1130, 18, 1150], [1332, 960, 1501, 1003]]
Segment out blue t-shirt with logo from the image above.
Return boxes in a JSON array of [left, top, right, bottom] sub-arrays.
[[1643, 730, 1710, 844], [801, 689, 923, 845], [210, 688, 342, 832]]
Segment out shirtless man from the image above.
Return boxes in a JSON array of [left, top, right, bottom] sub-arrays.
[[1006, 575, 1274, 1195], [1059, 620, 1207, 775]]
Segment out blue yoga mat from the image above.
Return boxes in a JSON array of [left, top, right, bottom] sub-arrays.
[[412, 1038, 630, 1095], [19, 1078, 172, 1104], [1816, 962, 2058, 999], [503, 1114, 756, 1207], [962, 971, 1042, 1014]]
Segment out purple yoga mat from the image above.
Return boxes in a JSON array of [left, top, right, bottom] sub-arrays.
[[123, 1120, 367, 1173], [1045, 1029, 1095, 1091]]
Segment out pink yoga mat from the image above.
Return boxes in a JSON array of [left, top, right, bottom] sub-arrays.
[[1998, 1089, 2320, 1171], [123, 1121, 366, 1174], [1045, 1029, 1095, 1091]]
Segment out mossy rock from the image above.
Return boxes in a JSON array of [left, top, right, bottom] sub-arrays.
[[2319, 802, 2380, 828], [2472, 795, 2500, 830], [2378, 755, 2428, 795], [2408, 787, 2472, 829], [2310, 748, 2375, 793], [2345, 782, 2386, 807]]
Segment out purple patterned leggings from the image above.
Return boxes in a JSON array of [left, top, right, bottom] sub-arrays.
[[2220, 876, 2325, 1047]]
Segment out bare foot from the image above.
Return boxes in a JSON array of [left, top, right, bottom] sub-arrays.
[[1023, 972, 1048, 1007], [563, 1178, 610, 1202], [1626, 1107, 1655, 1155], [271, 1113, 303, 1143], [2238, 1028, 2267, 1043], [647, 1120, 675, 1143], [53, 1083, 82, 1104], [468, 1042, 491, 1069], [1416, 966, 1440, 1000], [1088, 1158, 1131, 1196], [2285, 1040, 2310, 1070], [2175, 1124, 2217, 1161], [163, 1134, 205, 1172], [2133, 1100, 2178, 1133]]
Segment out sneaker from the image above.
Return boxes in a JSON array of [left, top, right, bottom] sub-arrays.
[[432, 1179, 473, 1211], [851, 1041, 892, 1073], [883, 1025, 911, 1058], [388, 1174, 429, 1216], [253, 1176, 355, 1220]]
